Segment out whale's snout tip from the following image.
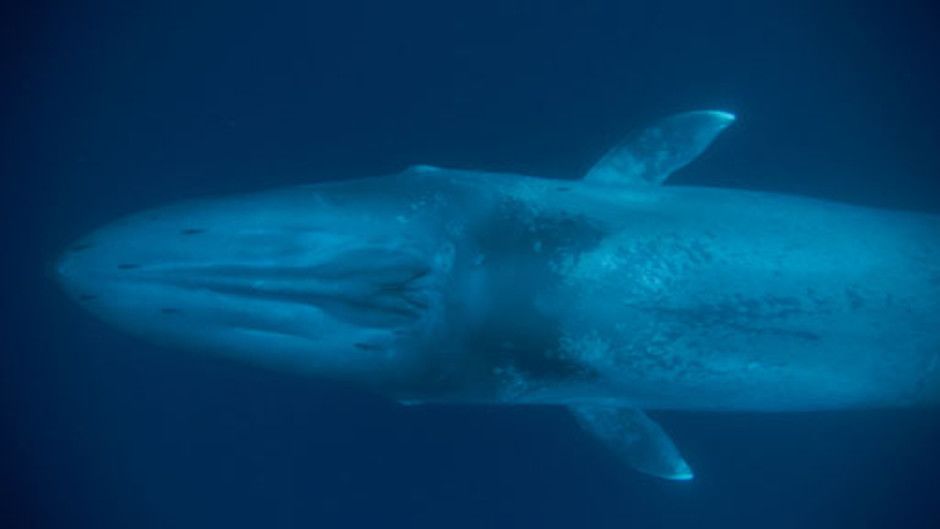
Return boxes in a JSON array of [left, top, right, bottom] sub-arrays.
[[52, 238, 97, 299], [53, 251, 71, 282], [51, 249, 72, 289]]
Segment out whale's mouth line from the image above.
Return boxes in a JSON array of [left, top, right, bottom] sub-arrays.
[[115, 250, 438, 330]]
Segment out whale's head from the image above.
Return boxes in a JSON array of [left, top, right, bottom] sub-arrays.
[[55, 187, 451, 380]]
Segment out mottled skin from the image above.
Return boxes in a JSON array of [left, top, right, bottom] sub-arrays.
[[57, 166, 940, 412]]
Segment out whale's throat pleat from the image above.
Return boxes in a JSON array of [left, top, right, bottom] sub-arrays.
[[141, 248, 436, 330]]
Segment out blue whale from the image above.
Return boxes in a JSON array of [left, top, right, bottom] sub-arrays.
[[56, 111, 940, 480]]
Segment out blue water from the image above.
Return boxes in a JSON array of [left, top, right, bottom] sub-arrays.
[[3, 1, 940, 527]]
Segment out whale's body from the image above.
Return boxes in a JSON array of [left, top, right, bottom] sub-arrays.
[[56, 111, 940, 480]]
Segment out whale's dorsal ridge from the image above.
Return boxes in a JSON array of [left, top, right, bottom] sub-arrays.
[[584, 109, 736, 187]]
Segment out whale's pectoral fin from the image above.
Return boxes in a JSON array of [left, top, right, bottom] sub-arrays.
[[569, 405, 693, 481], [584, 110, 735, 186]]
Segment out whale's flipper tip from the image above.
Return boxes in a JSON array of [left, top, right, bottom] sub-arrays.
[[666, 460, 695, 481], [585, 109, 736, 187], [568, 405, 694, 481], [707, 109, 737, 124]]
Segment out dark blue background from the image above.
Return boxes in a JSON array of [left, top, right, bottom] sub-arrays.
[[3, 1, 940, 527]]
